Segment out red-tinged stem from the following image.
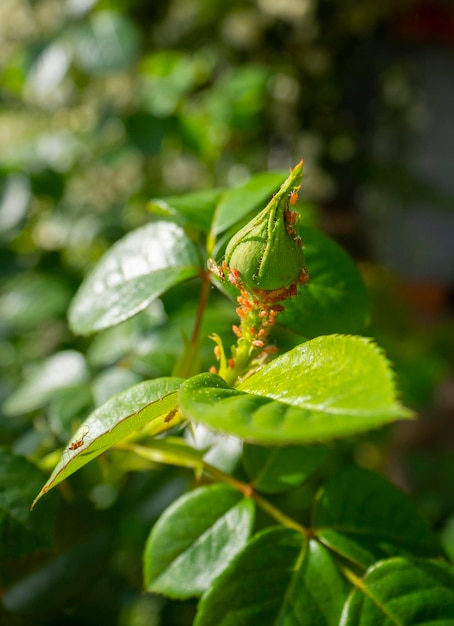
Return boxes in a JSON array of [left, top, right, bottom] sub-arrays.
[[178, 270, 212, 379]]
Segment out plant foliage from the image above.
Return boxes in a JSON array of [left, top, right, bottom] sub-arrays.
[[9, 163, 449, 625]]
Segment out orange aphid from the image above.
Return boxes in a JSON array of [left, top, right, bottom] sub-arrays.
[[289, 189, 299, 206], [68, 431, 88, 451]]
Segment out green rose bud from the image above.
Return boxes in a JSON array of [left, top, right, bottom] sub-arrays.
[[224, 159, 305, 291]]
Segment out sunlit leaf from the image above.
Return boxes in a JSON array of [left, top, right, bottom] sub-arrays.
[[32, 377, 183, 508], [179, 336, 412, 444], [0, 273, 71, 328], [3, 351, 89, 416], [68, 221, 202, 335]]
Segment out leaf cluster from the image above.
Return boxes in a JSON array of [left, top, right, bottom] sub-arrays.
[[3, 168, 449, 624]]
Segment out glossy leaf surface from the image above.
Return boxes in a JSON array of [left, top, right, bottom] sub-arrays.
[[3, 351, 89, 416], [32, 378, 183, 508], [69, 221, 201, 335], [288, 539, 350, 626], [195, 529, 348, 625], [144, 484, 254, 598], [243, 443, 326, 493], [279, 226, 370, 337], [148, 188, 224, 233], [0, 273, 71, 328], [195, 527, 304, 625], [179, 335, 412, 444], [341, 557, 454, 625], [313, 467, 443, 568]]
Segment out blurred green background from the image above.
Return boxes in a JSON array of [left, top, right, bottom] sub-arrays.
[[1, 0, 454, 624]]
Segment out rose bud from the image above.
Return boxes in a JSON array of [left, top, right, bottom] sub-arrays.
[[224, 159, 306, 292]]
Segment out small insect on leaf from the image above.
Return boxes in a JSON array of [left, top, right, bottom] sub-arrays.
[[68, 429, 89, 451], [164, 408, 178, 423], [289, 189, 299, 206], [207, 258, 224, 280]]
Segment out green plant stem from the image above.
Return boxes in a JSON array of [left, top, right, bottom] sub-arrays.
[[123, 442, 307, 535], [203, 461, 308, 536], [340, 565, 393, 617]]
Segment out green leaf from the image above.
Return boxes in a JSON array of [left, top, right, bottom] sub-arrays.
[[148, 188, 225, 233], [144, 484, 254, 598], [195, 527, 305, 625], [243, 443, 327, 493], [129, 437, 206, 470], [179, 336, 412, 444], [195, 528, 348, 625], [211, 170, 288, 236], [0, 450, 56, 558], [68, 221, 201, 335], [71, 11, 140, 74], [294, 539, 351, 626], [3, 351, 89, 416], [341, 557, 454, 625], [279, 227, 370, 337], [32, 378, 183, 508], [0, 273, 71, 328], [2, 531, 111, 617], [313, 467, 443, 568]]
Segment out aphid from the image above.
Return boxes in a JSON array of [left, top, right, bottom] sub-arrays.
[[228, 267, 240, 286], [284, 209, 298, 225], [164, 408, 178, 423], [207, 258, 224, 280], [289, 189, 299, 206], [232, 324, 242, 338], [209, 366, 218, 374], [214, 345, 222, 360], [68, 430, 89, 451], [252, 339, 265, 348], [284, 208, 300, 239], [298, 267, 310, 285], [228, 358, 235, 369]]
